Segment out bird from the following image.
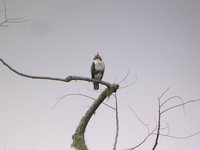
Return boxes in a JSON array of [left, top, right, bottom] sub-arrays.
[[91, 53, 105, 90]]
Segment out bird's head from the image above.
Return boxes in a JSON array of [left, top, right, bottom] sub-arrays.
[[93, 53, 102, 61]]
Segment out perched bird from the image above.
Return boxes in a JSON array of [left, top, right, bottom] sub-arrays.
[[91, 53, 105, 90]]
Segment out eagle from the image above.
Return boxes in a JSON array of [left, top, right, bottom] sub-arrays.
[[91, 53, 105, 90]]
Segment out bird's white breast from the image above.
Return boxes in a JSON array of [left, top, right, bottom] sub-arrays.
[[94, 60, 105, 71]]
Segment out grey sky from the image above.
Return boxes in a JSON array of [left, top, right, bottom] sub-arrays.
[[0, 0, 200, 149]]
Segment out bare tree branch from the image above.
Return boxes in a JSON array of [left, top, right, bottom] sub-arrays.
[[0, 58, 112, 87], [51, 93, 116, 110], [127, 105, 149, 132], [126, 86, 200, 150], [160, 95, 186, 114], [124, 128, 157, 150], [125, 106, 155, 150], [113, 93, 119, 150], [0, 1, 29, 27], [153, 131, 200, 139], [118, 70, 130, 84], [119, 74, 137, 90], [161, 96, 183, 108], [161, 98, 200, 114], [151, 87, 200, 150], [0, 58, 119, 150], [152, 99, 161, 150], [71, 84, 119, 150]]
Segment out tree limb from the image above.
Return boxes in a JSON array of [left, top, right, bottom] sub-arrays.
[[0, 58, 111, 87], [152, 99, 161, 150], [71, 84, 119, 150], [0, 58, 119, 149], [0, 1, 29, 27], [113, 93, 119, 150]]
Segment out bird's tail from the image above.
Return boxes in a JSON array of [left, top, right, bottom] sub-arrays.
[[93, 82, 99, 90]]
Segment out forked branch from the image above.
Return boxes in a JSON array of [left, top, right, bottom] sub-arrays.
[[127, 86, 200, 150], [0, 1, 29, 27], [71, 84, 119, 150], [0, 58, 119, 150]]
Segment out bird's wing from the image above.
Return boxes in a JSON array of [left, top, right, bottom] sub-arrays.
[[91, 62, 95, 79]]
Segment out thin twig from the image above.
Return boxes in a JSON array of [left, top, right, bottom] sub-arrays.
[[0, 1, 29, 27], [159, 85, 171, 101], [126, 106, 159, 150], [126, 86, 200, 150], [161, 99, 200, 114], [127, 105, 149, 130], [161, 96, 186, 114], [125, 128, 157, 150], [119, 74, 137, 89], [113, 93, 119, 150], [161, 96, 183, 107], [118, 70, 129, 84], [152, 99, 161, 150], [153, 131, 200, 139], [3, 0, 7, 21], [51, 93, 116, 110]]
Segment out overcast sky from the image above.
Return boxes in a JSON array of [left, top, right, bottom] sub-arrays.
[[0, 0, 200, 150]]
